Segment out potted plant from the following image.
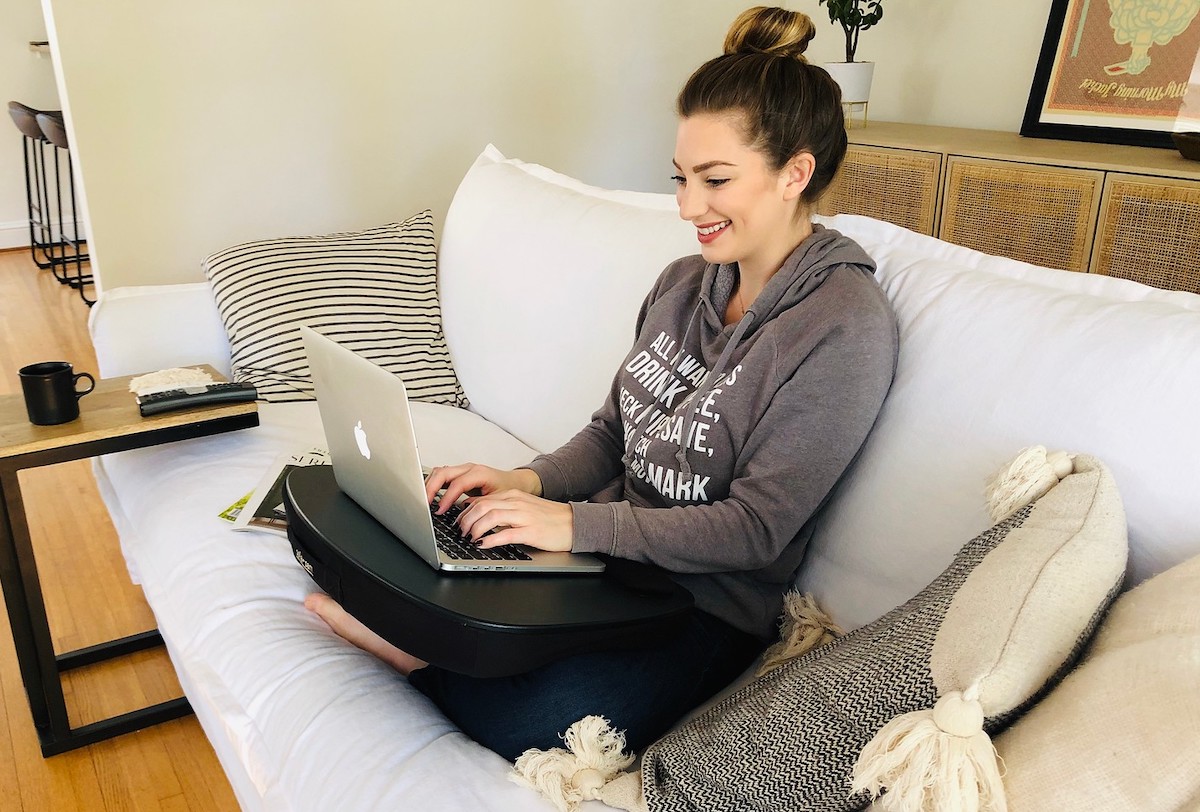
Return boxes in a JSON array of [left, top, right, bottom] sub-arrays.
[[818, 0, 883, 115]]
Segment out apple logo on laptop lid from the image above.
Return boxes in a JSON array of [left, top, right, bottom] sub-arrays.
[[354, 420, 371, 460]]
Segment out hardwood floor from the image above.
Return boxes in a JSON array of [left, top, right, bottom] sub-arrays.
[[0, 249, 238, 811]]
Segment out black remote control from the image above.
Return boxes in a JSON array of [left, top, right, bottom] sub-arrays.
[[137, 382, 258, 416]]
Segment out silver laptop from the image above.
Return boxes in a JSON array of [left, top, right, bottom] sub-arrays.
[[300, 326, 604, 573]]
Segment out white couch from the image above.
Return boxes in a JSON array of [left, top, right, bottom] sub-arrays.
[[87, 146, 1200, 811]]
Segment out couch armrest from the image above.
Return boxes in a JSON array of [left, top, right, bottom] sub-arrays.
[[88, 283, 232, 378]]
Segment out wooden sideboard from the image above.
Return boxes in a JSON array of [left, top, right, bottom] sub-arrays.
[[818, 121, 1200, 294]]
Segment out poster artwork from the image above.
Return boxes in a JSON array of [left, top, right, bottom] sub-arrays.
[[1041, 0, 1200, 131]]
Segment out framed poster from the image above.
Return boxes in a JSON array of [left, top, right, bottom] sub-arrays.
[[1022, 0, 1200, 148]]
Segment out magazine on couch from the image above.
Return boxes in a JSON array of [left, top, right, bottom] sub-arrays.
[[224, 447, 331, 536]]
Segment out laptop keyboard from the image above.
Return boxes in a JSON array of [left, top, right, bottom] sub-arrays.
[[431, 502, 532, 562]]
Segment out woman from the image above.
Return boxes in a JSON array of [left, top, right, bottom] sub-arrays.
[[307, 5, 899, 760]]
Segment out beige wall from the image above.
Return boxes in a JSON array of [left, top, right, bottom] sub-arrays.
[[804, 0, 1055, 130], [1, 0, 59, 249], [42, 1, 1056, 291]]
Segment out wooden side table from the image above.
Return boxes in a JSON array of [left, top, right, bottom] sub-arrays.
[[0, 366, 258, 756]]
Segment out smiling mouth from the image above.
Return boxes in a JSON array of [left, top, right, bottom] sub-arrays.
[[697, 220, 731, 236]]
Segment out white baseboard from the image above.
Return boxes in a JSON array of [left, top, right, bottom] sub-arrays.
[[0, 220, 30, 250], [0, 218, 83, 251]]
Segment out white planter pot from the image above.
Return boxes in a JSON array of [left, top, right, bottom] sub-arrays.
[[823, 61, 875, 104]]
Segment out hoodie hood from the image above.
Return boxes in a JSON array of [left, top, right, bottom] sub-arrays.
[[665, 226, 877, 476], [699, 224, 878, 338]]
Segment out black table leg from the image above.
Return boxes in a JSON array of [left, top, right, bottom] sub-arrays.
[[0, 467, 69, 738], [0, 466, 192, 756]]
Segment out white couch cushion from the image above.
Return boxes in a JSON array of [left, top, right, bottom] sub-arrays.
[[93, 402, 551, 811], [804, 215, 1200, 631], [88, 282, 232, 379], [439, 146, 696, 454]]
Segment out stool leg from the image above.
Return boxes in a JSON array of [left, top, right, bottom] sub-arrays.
[[40, 139, 58, 271], [65, 151, 93, 306], [31, 139, 55, 270], [22, 137, 38, 265], [49, 146, 69, 284], [66, 149, 89, 265]]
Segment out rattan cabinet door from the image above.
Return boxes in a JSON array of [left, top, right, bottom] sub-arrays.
[[1092, 174, 1200, 295], [940, 157, 1103, 273], [819, 145, 941, 235]]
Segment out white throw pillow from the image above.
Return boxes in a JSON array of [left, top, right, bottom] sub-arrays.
[[476, 144, 679, 210], [439, 147, 696, 453], [204, 211, 467, 406], [797, 221, 1200, 630]]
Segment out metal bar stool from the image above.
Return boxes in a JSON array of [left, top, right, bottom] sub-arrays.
[[36, 112, 94, 306], [6, 101, 62, 271]]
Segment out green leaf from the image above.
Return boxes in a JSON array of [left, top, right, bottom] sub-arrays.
[[819, 0, 883, 61], [819, 0, 884, 31]]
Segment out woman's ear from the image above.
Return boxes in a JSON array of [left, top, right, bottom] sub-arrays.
[[782, 152, 817, 202]]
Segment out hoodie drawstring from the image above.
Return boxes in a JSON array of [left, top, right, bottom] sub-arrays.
[[674, 306, 755, 479], [621, 299, 705, 469]]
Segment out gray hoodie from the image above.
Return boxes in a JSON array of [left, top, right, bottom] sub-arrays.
[[526, 226, 899, 640]]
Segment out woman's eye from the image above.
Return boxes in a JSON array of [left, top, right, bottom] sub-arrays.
[[670, 175, 686, 186], [706, 178, 729, 188]]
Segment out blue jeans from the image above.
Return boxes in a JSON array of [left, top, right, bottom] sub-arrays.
[[408, 609, 763, 761]]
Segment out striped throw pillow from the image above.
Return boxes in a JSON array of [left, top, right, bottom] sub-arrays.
[[204, 211, 467, 406]]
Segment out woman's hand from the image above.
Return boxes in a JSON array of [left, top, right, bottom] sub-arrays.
[[456, 490, 574, 553], [424, 463, 542, 514]]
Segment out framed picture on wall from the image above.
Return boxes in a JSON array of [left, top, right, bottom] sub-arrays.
[[1022, 0, 1200, 148]]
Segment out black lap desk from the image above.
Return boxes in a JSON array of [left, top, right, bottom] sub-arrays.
[[283, 466, 694, 678]]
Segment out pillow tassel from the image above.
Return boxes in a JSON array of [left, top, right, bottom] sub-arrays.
[[850, 687, 1007, 812], [597, 771, 648, 812], [511, 715, 638, 812], [985, 446, 1074, 523], [757, 592, 843, 675]]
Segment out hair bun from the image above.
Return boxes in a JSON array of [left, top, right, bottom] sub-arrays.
[[723, 6, 816, 60]]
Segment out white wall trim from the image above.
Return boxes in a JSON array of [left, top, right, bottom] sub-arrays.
[[0, 220, 31, 250], [0, 218, 82, 250]]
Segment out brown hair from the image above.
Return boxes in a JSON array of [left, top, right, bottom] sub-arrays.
[[677, 6, 846, 204]]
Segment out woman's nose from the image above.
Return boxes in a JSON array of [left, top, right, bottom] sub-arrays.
[[676, 184, 705, 222]]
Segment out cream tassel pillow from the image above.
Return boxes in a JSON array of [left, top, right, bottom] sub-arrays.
[[512, 447, 1128, 812], [852, 445, 1092, 810], [994, 552, 1200, 810]]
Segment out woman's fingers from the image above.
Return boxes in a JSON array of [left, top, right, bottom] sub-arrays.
[[458, 491, 572, 552], [425, 465, 543, 512], [426, 464, 492, 512], [465, 507, 520, 544], [473, 526, 524, 549], [424, 464, 470, 507], [456, 491, 519, 539]]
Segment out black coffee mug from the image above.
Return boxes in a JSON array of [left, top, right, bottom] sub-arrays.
[[19, 361, 96, 425]]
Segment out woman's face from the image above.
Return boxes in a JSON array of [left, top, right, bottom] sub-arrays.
[[672, 112, 810, 277]]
